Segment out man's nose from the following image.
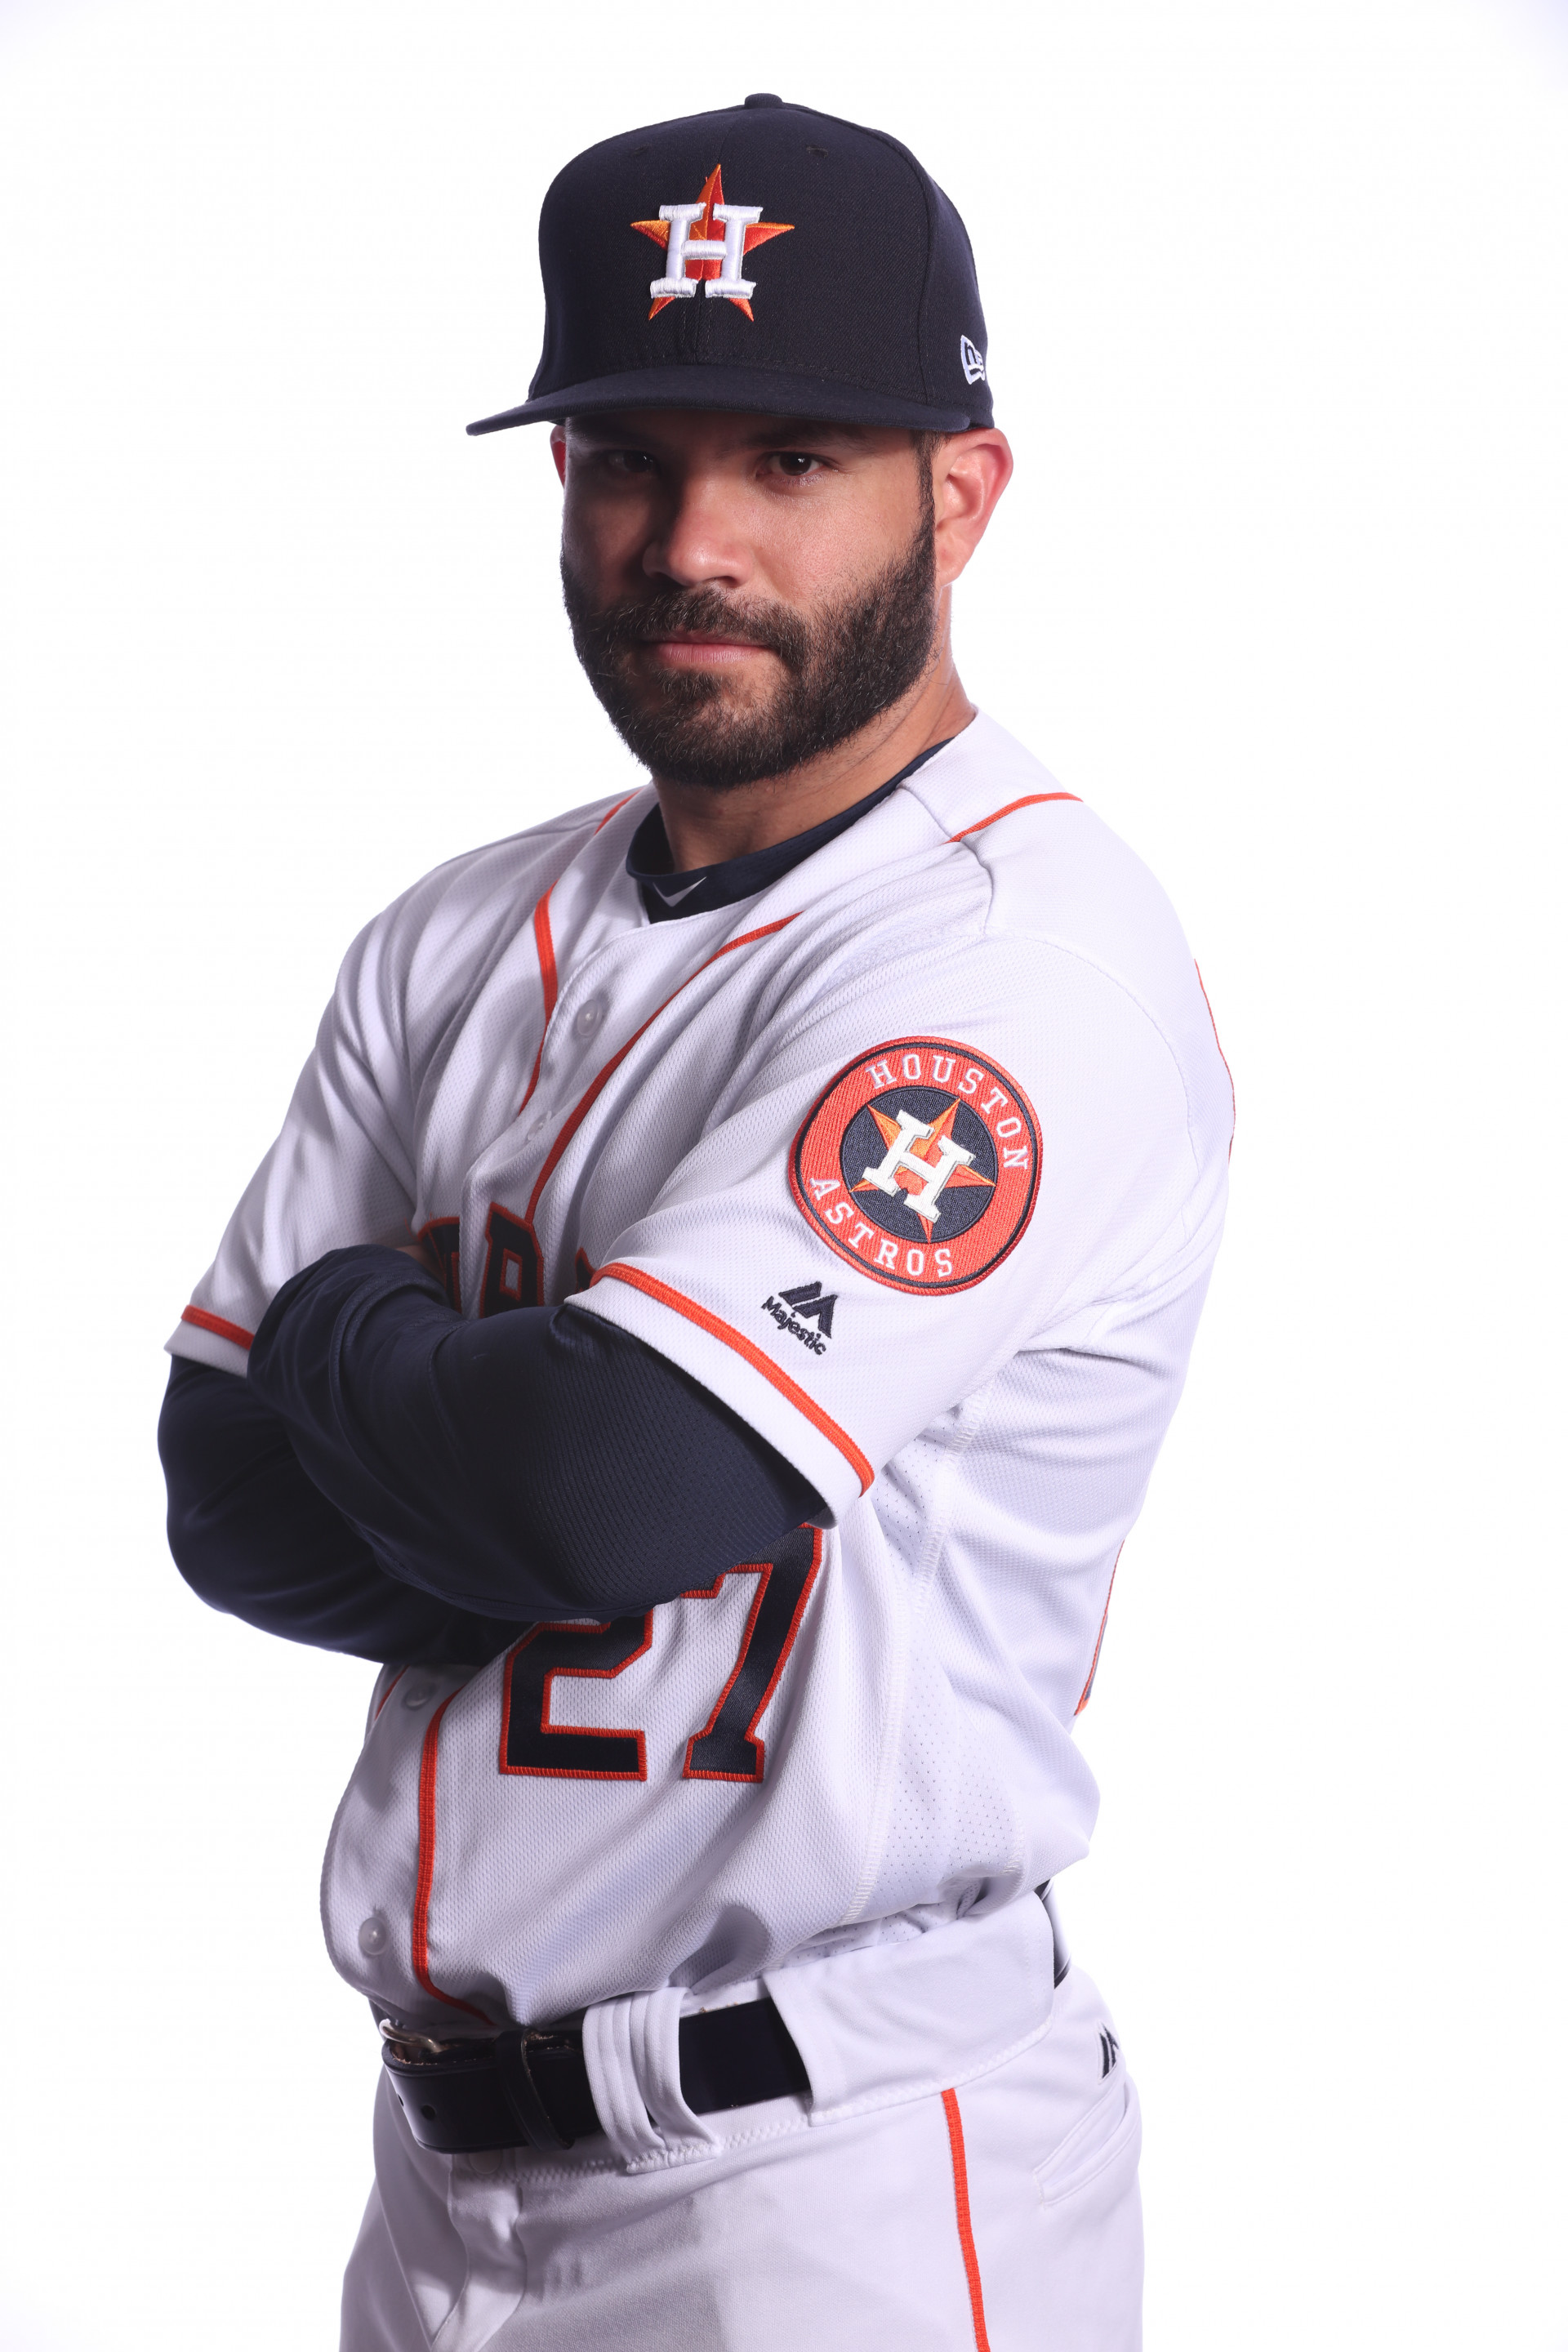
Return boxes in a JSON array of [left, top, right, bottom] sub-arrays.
[[642, 475, 754, 591]]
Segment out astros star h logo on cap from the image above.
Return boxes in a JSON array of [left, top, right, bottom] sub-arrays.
[[631, 166, 794, 319]]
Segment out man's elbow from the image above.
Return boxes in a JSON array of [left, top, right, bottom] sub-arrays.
[[163, 1490, 241, 1616]]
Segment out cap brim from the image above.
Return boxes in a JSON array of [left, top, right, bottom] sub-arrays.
[[466, 363, 978, 436]]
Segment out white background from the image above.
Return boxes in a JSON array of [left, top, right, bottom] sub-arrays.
[[2, 1, 1564, 2345]]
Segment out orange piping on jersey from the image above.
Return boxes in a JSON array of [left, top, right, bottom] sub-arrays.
[[374, 1668, 407, 1721], [593, 794, 636, 835], [518, 798, 636, 1116], [1195, 961, 1236, 1156], [411, 1693, 495, 2025], [947, 791, 1079, 842], [1075, 1544, 1123, 1716], [524, 915, 800, 1227], [180, 1304, 254, 1351], [941, 2089, 993, 2350], [592, 1263, 874, 1494], [519, 889, 561, 1114]]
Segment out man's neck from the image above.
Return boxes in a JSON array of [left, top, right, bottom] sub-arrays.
[[653, 654, 975, 874]]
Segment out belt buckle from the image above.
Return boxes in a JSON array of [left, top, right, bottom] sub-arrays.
[[377, 2017, 464, 2065]]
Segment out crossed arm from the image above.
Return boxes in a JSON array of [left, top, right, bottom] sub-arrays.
[[160, 1244, 823, 1664]]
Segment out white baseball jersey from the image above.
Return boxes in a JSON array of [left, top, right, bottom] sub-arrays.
[[170, 712, 1232, 2034]]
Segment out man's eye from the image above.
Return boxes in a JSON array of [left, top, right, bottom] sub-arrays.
[[768, 452, 825, 479], [604, 451, 658, 474]]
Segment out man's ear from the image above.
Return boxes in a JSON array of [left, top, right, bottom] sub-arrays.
[[932, 430, 1013, 590], [550, 426, 568, 487]]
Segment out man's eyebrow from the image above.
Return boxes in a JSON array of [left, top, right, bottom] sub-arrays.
[[737, 417, 875, 447]]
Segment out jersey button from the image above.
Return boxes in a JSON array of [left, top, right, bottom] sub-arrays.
[[358, 1913, 389, 1958], [572, 992, 608, 1042], [401, 1680, 434, 1710]]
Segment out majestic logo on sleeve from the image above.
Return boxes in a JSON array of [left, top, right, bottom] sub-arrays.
[[761, 1279, 837, 1355], [632, 167, 794, 319], [790, 1039, 1040, 1293]]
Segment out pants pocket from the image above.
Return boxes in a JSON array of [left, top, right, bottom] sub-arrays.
[[1025, 2074, 1143, 2351], [1033, 2071, 1142, 2211]]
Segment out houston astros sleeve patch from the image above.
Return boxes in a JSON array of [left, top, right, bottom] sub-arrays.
[[789, 1038, 1040, 1292]]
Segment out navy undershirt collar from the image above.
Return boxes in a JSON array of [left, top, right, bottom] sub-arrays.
[[626, 741, 950, 924]]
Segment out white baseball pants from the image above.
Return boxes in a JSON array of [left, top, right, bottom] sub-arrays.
[[341, 1944, 1142, 2352]]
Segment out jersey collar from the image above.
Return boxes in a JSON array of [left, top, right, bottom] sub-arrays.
[[626, 741, 951, 925]]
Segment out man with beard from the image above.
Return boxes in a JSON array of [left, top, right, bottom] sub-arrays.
[[159, 96, 1231, 2352]]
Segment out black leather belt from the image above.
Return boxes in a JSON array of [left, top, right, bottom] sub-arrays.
[[381, 1889, 1068, 2157], [381, 1995, 811, 2155]]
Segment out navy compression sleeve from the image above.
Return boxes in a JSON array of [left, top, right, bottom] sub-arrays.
[[225, 1245, 822, 1622], [159, 1358, 526, 1664]]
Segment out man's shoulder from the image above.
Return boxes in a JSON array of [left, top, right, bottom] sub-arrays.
[[410, 786, 639, 910], [328, 786, 645, 1060], [354, 786, 641, 966], [908, 713, 1191, 957], [888, 715, 1227, 1112], [904, 716, 1186, 960]]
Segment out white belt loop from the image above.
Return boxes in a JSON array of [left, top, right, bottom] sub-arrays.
[[582, 1989, 718, 2169], [581, 1995, 666, 2165], [634, 1987, 719, 2150]]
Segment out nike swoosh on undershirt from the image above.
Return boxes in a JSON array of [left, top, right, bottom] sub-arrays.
[[651, 875, 709, 906]]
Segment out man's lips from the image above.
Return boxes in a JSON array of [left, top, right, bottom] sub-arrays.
[[636, 631, 775, 665]]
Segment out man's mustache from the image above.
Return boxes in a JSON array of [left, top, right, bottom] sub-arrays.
[[581, 586, 811, 674]]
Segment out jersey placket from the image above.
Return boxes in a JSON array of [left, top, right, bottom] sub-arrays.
[[458, 909, 750, 1312], [488, 777, 951, 1323], [443, 812, 650, 1314]]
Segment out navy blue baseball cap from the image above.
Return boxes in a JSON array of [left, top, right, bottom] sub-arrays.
[[467, 95, 993, 436]]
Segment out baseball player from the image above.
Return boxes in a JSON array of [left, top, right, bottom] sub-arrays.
[[159, 95, 1231, 2350]]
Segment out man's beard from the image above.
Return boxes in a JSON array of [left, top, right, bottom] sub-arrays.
[[560, 510, 939, 793]]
